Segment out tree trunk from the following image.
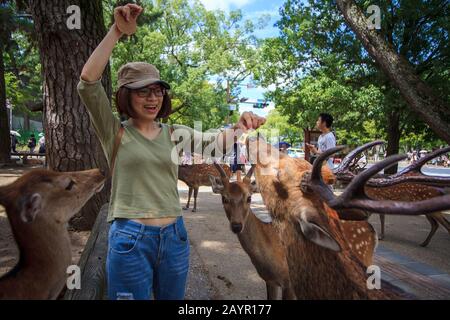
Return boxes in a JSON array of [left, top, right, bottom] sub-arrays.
[[335, 0, 450, 144], [30, 0, 112, 230], [0, 45, 11, 164], [23, 112, 30, 131], [384, 110, 400, 174]]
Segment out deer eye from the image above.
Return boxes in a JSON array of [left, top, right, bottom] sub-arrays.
[[65, 180, 76, 191], [222, 196, 229, 204], [247, 196, 251, 203]]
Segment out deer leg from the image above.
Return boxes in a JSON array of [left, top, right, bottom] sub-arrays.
[[265, 282, 279, 300], [183, 187, 193, 210], [379, 214, 385, 240], [420, 215, 439, 247], [192, 187, 199, 212], [433, 213, 450, 234], [281, 287, 296, 300]]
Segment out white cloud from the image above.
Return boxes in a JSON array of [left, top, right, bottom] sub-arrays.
[[199, 0, 254, 11]]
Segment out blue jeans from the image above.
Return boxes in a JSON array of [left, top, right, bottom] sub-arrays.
[[106, 217, 190, 300]]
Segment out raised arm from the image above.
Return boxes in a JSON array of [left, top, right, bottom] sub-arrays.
[[80, 4, 143, 81]]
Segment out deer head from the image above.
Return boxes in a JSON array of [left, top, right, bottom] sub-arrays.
[[209, 164, 258, 234], [0, 169, 105, 227]]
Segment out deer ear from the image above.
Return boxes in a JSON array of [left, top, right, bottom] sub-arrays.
[[296, 211, 341, 252], [209, 175, 224, 194], [19, 193, 42, 223]]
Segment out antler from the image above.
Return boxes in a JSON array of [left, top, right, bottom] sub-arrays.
[[333, 140, 385, 178], [303, 147, 450, 215], [334, 142, 450, 188], [381, 146, 450, 187]]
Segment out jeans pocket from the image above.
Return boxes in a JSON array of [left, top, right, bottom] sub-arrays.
[[175, 219, 188, 243], [110, 230, 139, 254]]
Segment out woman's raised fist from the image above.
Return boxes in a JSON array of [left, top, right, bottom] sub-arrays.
[[114, 4, 144, 36]]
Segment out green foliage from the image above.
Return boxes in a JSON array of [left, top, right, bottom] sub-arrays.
[[105, 0, 266, 129], [1, 1, 41, 116], [262, 108, 303, 145], [256, 0, 449, 150]]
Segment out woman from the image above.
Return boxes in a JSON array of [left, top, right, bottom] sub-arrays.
[[79, 4, 265, 300]]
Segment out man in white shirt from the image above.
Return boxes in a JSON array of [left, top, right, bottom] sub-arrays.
[[305, 113, 336, 168]]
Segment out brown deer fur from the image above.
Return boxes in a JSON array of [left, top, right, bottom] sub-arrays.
[[209, 167, 296, 299], [178, 163, 232, 212], [0, 169, 105, 299], [247, 137, 404, 299]]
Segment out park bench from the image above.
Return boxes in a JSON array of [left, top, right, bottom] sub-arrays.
[[11, 151, 46, 165]]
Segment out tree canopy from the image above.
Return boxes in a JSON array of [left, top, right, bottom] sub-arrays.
[[255, 0, 449, 152]]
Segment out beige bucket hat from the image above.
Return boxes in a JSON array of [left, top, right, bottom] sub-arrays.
[[117, 62, 170, 89]]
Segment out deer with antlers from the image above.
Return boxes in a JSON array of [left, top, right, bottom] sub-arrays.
[[334, 142, 450, 246], [246, 135, 450, 299], [0, 169, 105, 299]]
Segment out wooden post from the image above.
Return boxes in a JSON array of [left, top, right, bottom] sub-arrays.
[[64, 203, 110, 300], [304, 128, 311, 162]]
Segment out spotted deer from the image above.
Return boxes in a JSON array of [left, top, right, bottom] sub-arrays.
[[0, 169, 105, 299], [178, 163, 232, 212], [334, 142, 450, 246], [246, 135, 450, 299], [209, 164, 296, 300]]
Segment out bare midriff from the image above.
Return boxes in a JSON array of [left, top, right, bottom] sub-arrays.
[[131, 217, 177, 226]]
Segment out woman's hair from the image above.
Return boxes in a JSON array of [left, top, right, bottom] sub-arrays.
[[115, 86, 172, 119]]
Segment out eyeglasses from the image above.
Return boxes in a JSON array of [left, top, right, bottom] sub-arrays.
[[135, 87, 166, 98]]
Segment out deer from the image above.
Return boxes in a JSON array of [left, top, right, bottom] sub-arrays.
[[178, 163, 232, 212], [246, 135, 450, 299], [0, 169, 105, 299], [209, 163, 296, 300], [334, 141, 450, 246], [210, 161, 377, 300]]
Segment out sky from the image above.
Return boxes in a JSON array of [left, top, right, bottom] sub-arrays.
[[199, 0, 286, 117]]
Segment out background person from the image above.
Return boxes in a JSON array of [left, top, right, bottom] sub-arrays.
[[39, 135, 46, 154], [10, 134, 17, 153], [305, 113, 336, 168], [27, 134, 36, 153]]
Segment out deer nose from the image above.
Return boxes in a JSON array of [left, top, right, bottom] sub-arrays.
[[231, 223, 242, 234]]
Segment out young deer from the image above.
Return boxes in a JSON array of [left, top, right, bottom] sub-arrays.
[[178, 163, 232, 212], [209, 164, 296, 300], [334, 142, 450, 246], [247, 136, 450, 299], [0, 169, 105, 299]]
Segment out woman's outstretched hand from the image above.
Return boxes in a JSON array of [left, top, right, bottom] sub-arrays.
[[114, 4, 144, 36], [234, 111, 266, 132]]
